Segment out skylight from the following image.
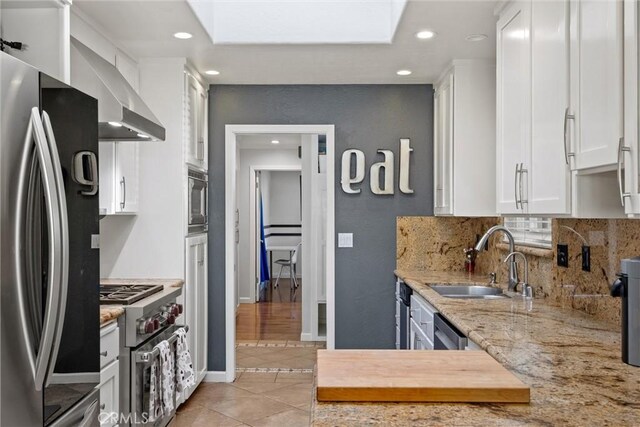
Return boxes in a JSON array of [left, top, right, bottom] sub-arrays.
[[187, 0, 408, 44]]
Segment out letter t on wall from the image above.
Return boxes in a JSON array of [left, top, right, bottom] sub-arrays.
[[399, 138, 414, 194]]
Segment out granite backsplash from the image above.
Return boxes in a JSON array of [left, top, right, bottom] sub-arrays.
[[397, 216, 640, 325]]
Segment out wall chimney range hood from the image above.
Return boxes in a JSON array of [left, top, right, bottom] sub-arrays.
[[70, 37, 165, 141]]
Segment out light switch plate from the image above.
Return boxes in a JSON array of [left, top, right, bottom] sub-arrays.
[[338, 233, 353, 248], [91, 234, 100, 249]]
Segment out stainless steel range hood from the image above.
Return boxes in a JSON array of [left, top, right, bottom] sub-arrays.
[[70, 37, 165, 142]]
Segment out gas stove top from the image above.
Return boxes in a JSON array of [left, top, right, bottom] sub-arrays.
[[99, 284, 164, 305]]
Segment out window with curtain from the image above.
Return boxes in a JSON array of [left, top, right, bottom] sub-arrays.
[[503, 217, 552, 249]]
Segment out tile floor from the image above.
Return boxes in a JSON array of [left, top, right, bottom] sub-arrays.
[[170, 341, 324, 427]]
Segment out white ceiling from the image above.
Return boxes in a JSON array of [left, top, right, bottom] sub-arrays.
[[74, 0, 498, 84], [237, 134, 302, 149]]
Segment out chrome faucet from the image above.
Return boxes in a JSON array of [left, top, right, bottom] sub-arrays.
[[504, 251, 532, 297], [474, 225, 519, 292]]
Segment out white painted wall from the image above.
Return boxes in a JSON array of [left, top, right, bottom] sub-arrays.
[[100, 58, 187, 278], [237, 148, 301, 303], [267, 171, 303, 276]]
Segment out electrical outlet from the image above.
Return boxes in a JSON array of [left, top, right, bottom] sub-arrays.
[[582, 245, 591, 272], [557, 244, 569, 268]]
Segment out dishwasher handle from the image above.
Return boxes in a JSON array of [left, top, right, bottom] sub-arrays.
[[434, 314, 467, 350]]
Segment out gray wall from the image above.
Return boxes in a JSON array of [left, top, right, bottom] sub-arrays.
[[208, 85, 433, 371]]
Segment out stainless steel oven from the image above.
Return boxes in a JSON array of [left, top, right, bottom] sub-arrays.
[[188, 168, 207, 233], [130, 325, 188, 426]]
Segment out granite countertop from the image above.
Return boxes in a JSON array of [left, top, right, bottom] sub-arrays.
[[312, 270, 640, 426], [99, 278, 184, 326]]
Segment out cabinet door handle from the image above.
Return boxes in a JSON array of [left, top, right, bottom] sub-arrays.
[[519, 163, 528, 206], [514, 163, 521, 210], [617, 137, 631, 207], [100, 351, 108, 357], [563, 107, 575, 165], [120, 176, 126, 210]]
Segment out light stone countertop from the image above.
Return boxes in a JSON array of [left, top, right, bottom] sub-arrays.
[[99, 278, 184, 326], [311, 270, 640, 426]]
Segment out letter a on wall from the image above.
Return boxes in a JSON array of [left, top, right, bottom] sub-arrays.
[[370, 150, 394, 195]]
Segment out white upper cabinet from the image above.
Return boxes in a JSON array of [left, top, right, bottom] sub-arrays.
[[496, 0, 626, 217], [624, 0, 640, 215], [433, 74, 453, 215], [185, 73, 209, 171], [434, 61, 496, 217], [569, 0, 624, 172], [497, 1, 530, 215], [99, 141, 139, 215], [529, 0, 571, 215], [0, 1, 71, 82]]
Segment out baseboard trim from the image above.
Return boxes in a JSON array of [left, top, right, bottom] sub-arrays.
[[300, 332, 313, 341], [203, 371, 231, 382]]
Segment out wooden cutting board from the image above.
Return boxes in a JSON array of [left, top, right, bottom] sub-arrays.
[[316, 350, 530, 403]]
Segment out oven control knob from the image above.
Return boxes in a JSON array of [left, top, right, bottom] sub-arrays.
[[167, 314, 176, 325], [137, 319, 148, 334], [177, 304, 183, 314], [170, 304, 180, 316], [153, 319, 160, 330], [145, 320, 155, 334]]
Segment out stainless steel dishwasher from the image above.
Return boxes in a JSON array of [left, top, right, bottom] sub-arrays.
[[433, 314, 467, 350]]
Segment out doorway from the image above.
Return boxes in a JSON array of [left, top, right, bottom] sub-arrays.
[[224, 125, 335, 382]]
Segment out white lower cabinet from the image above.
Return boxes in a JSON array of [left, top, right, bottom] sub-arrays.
[[99, 141, 139, 215], [99, 323, 120, 427], [409, 294, 436, 350], [185, 234, 208, 391]]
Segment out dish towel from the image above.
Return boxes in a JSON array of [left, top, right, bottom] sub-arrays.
[[148, 353, 163, 422], [175, 327, 196, 404], [157, 340, 175, 414]]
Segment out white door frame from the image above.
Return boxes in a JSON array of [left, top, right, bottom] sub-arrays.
[[225, 124, 336, 382], [249, 165, 302, 303]]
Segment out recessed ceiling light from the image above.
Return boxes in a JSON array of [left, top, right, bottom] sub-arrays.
[[416, 30, 437, 40], [271, 140, 280, 144], [205, 70, 220, 76], [466, 34, 488, 42], [137, 133, 150, 139], [173, 32, 193, 40], [397, 70, 412, 76], [108, 121, 122, 127]]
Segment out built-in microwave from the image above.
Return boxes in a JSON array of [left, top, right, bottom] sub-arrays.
[[188, 168, 208, 233]]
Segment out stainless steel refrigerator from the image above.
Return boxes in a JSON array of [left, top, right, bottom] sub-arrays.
[[1, 52, 100, 425]]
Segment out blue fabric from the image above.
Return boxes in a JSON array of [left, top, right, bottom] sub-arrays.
[[259, 195, 270, 283]]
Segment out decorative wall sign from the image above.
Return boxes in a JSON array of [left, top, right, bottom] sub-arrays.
[[341, 138, 414, 195]]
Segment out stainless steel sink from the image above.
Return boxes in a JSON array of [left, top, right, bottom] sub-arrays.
[[429, 285, 510, 299]]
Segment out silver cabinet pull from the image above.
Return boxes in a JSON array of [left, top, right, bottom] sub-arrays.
[[100, 403, 106, 410], [514, 163, 521, 210], [519, 163, 528, 206], [100, 351, 108, 357], [563, 107, 575, 165], [617, 137, 631, 206], [120, 176, 126, 210]]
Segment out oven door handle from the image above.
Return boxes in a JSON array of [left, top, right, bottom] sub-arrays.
[[135, 325, 189, 364]]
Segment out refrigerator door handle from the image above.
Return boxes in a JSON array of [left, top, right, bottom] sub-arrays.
[[41, 110, 70, 388], [20, 107, 63, 391]]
